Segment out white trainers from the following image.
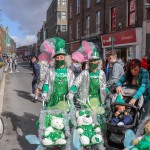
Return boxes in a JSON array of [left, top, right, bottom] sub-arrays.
[[30, 93, 35, 97]]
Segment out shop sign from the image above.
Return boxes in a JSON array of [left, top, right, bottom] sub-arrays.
[[101, 29, 137, 47]]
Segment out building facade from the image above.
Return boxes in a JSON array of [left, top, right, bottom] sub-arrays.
[[16, 45, 34, 59], [67, 0, 104, 54], [0, 26, 16, 57], [37, 21, 48, 55], [101, 0, 144, 61], [47, 0, 67, 40], [143, 0, 150, 57]]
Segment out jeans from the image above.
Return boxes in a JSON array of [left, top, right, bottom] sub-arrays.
[[32, 76, 38, 94]]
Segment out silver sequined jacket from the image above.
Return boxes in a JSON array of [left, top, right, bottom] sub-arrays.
[[70, 69, 107, 104], [44, 67, 75, 100]]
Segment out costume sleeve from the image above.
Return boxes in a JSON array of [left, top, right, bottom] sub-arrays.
[[133, 70, 149, 100], [69, 71, 84, 93], [116, 74, 126, 87], [42, 70, 50, 93]]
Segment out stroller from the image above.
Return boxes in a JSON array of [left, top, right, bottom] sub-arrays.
[[105, 87, 144, 150]]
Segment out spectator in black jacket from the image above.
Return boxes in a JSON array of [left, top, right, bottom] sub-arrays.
[[30, 56, 40, 102]]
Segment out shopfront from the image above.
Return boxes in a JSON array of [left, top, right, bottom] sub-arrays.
[[101, 28, 142, 62]]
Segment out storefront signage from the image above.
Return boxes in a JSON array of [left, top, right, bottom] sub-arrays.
[[101, 29, 137, 47]]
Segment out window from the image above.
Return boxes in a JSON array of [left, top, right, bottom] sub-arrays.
[[57, 25, 61, 32], [70, 24, 72, 40], [70, 5, 72, 18], [86, 16, 90, 35], [111, 6, 116, 31], [76, 21, 80, 39], [87, 0, 90, 9], [62, 11, 66, 19], [62, 0, 66, 5], [61, 25, 66, 32], [57, 11, 61, 19], [96, 11, 100, 33], [96, 0, 100, 3], [128, 0, 136, 26], [77, 0, 80, 14], [58, 0, 61, 5]]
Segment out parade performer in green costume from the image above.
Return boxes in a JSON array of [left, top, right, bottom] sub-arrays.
[[41, 37, 75, 109], [68, 42, 107, 128]]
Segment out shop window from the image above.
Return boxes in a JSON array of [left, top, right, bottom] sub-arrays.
[[111, 6, 116, 31], [128, 0, 136, 26], [96, 11, 100, 33], [76, 21, 80, 39], [86, 16, 90, 35], [77, 0, 80, 14]]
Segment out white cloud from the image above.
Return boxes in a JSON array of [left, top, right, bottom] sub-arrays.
[[1, 0, 51, 34], [12, 35, 37, 48]]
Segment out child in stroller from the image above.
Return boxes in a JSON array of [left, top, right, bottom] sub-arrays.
[[105, 87, 144, 150]]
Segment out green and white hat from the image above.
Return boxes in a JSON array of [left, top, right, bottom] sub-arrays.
[[40, 37, 66, 58], [90, 47, 100, 60], [54, 37, 66, 57]]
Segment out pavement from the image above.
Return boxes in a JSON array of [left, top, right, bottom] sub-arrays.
[[0, 65, 42, 150], [0, 73, 5, 113]]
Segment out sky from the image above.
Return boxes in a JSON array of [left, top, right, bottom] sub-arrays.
[[0, 0, 52, 48]]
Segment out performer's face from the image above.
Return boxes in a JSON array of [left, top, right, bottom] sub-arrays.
[[55, 55, 65, 61]]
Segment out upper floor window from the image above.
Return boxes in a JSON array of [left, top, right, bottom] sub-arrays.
[[70, 24, 72, 40], [96, 11, 100, 33], [87, 0, 90, 9], [57, 11, 61, 19], [58, 0, 61, 5], [86, 16, 90, 35], [62, 11, 66, 19], [77, 0, 80, 14], [111, 6, 116, 31], [128, 0, 136, 26], [70, 4, 72, 18], [57, 25, 61, 32], [61, 25, 66, 32], [62, 0, 66, 5], [96, 0, 100, 3], [76, 21, 80, 39]]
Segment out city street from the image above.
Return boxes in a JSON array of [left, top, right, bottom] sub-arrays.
[[0, 64, 41, 150]]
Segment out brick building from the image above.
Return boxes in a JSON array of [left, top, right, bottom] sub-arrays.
[[144, 0, 150, 57], [101, 0, 144, 61], [0, 26, 16, 57], [67, 0, 104, 54]]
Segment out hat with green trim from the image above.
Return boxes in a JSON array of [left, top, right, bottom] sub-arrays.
[[90, 47, 100, 60], [54, 37, 66, 57], [40, 37, 66, 58]]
